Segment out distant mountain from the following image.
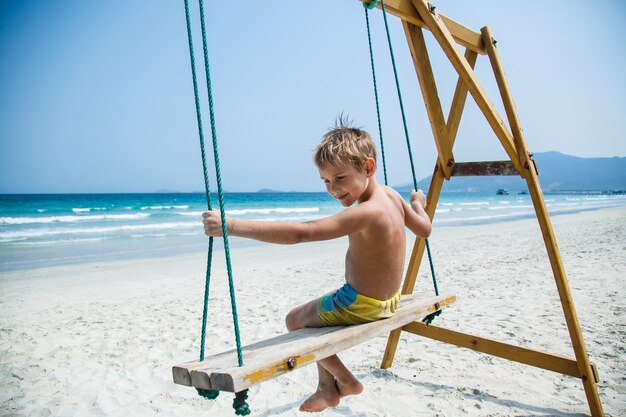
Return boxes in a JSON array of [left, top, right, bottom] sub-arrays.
[[396, 152, 626, 193]]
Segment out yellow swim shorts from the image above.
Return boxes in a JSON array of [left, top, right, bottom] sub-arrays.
[[317, 283, 401, 326]]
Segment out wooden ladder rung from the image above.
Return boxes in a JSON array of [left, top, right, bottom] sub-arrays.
[[451, 160, 520, 177]]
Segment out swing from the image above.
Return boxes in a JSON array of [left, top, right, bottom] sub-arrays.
[[173, 0, 451, 414], [173, 293, 455, 393]]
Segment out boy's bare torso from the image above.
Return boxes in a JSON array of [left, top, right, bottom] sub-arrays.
[[344, 185, 406, 301]]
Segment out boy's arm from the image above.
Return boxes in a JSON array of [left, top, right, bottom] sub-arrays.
[[202, 205, 374, 244], [402, 189, 432, 238]]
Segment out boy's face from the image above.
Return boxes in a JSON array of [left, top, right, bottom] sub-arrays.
[[318, 159, 375, 207]]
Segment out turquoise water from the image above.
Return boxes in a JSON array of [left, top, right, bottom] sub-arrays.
[[1, 192, 625, 271]]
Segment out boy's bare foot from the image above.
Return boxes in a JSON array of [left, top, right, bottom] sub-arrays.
[[299, 379, 364, 413], [299, 385, 340, 413], [336, 378, 364, 398]]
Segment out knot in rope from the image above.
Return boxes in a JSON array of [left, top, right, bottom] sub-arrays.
[[233, 390, 251, 416], [196, 388, 220, 400]]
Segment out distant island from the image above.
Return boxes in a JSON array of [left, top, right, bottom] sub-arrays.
[[256, 188, 283, 193], [154, 189, 185, 193], [396, 152, 626, 194], [256, 189, 308, 193]]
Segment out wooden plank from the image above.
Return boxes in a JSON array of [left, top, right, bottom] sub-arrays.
[[402, 322, 599, 381], [173, 293, 456, 392], [451, 161, 519, 177], [407, 0, 523, 176], [358, 0, 486, 55], [403, 22, 453, 179], [206, 293, 456, 392], [173, 330, 315, 388], [481, 26, 532, 179]]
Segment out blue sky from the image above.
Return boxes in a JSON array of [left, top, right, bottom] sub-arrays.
[[1, 0, 625, 193]]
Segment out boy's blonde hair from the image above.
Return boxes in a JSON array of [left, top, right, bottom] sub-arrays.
[[314, 120, 377, 171]]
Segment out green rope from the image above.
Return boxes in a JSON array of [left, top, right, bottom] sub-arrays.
[[422, 239, 441, 324], [379, 0, 419, 190], [363, 4, 388, 185], [183, 0, 220, 400], [183, 0, 247, 408], [425, 240, 438, 296], [182, 0, 214, 359], [195, 0, 245, 369], [376, 0, 441, 323]]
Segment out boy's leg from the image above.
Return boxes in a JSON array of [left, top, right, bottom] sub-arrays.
[[286, 297, 364, 412], [299, 356, 364, 412], [299, 362, 340, 412]]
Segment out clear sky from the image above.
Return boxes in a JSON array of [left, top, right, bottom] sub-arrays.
[[1, 0, 625, 193]]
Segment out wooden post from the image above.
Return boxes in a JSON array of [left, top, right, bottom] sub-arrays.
[[480, 26, 531, 178], [520, 172, 604, 417], [480, 25, 604, 417], [403, 22, 453, 179], [447, 49, 478, 143]]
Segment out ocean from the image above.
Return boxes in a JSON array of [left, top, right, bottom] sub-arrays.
[[1, 191, 625, 272]]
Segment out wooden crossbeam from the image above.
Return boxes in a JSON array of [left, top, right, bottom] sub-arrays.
[[358, 0, 487, 55], [173, 293, 455, 393], [451, 161, 519, 177], [402, 322, 599, 382], [408, 0, 523, 176]]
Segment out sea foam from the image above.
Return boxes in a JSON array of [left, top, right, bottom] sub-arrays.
[[0, 221, 197, 241], [0, 213, 150, 225], [226, 207, 320, 216], [140, 205, 189, 210]]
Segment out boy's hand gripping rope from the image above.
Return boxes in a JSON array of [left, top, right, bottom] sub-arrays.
[[183, 0, 250, 413]]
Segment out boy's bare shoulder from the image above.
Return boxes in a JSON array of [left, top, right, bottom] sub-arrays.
[[382, 185, 406, 207], [361, 185, 405, 214], [382, 184, 403, 198]]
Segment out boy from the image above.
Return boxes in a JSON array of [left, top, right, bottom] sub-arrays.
[[202, 122, 431, 412]]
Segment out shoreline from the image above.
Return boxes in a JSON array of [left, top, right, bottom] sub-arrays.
[[1, 206, 625, 416], [3, 202, 626, 274]]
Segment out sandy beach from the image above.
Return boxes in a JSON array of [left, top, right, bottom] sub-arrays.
[[1, 206, 625, 417]]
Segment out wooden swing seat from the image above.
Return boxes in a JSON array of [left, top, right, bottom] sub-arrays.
[[172, 292, 456, 393]]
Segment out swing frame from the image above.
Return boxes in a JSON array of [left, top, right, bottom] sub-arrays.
[[174, 1, 605, 415], [364, 1, 604, 415]]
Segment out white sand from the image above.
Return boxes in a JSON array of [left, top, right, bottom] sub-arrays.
[[1, 206, 625, 417]]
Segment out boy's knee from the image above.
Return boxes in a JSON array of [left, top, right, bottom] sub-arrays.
[[285, 300, 322, 332], [285, 309, 300, 332]]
